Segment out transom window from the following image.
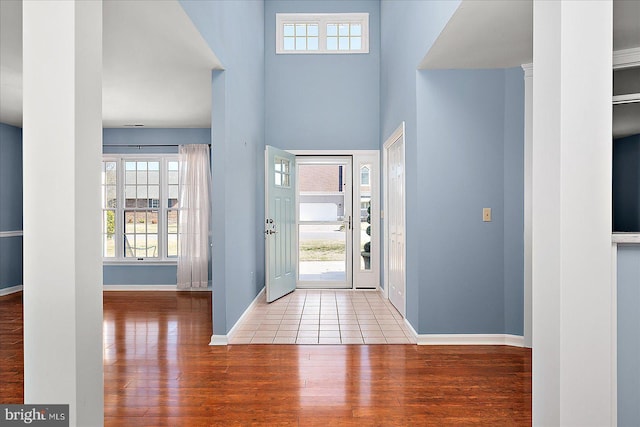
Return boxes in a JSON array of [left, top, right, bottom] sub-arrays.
[[102, 156, 179, 262], [327, 23, 362, 51], [283, 23, 319, 51], [276, 13, 369, 54]]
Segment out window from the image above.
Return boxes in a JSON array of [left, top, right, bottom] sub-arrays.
[[283, 23, 319, 51], [360, 165, 370, 186], [102, 156, 179, 261], [276, 13, 369, 54], [274, 157, 291, 187], [327, 23, 362, 51]]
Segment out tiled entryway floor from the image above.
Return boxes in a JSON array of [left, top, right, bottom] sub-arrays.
[[229, 290, 416, 345]]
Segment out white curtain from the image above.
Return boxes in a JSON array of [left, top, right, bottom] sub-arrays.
[[177, 144, 212, 289]]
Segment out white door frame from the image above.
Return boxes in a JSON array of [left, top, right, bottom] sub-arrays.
[[383, 123, 406, 316], [288, 150, 380, 290]]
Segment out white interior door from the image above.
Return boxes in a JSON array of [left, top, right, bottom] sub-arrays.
[[385, 126, 406, 316], [265, 146, 297, 302]]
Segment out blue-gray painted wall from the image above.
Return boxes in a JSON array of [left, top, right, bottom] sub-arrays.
[[0, 123, 23, 290], [417, 69, 525, 334], [102, 127, 210, 285], [265, 0, 380, 151], [503, 68, 525, 336], [181, 0, 266, 334], [382, 0, 525, 335], [613, 134, 640, 232], [618, 245, 640, 426], [381, 0, 461, 330]]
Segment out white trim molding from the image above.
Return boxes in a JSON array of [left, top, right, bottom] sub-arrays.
[[613, 47, 640, 69], [416, 333, 525, 347], [0, 230, 23, 238], [103, 284, 212, 291], [209, 287, 265, 346], [209, 335, 228, 346], [522, 63, 533, 349], [0, 284, 23, 296], [403, 318, 418, 343], [611, 243, 618, 427], [521, 62, 533, 77]]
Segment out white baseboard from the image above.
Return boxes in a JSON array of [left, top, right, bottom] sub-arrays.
[[103, 284, 212, 291], [404, 318, 419, 343], [209, 286, 265, 346], [417, 333, 525, 347], [0, 284, 23, 296], [209, 335, 228, 346], [104, 284, 178, 291]]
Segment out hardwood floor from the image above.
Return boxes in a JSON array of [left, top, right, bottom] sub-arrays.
[[1, 291, 532, 426]]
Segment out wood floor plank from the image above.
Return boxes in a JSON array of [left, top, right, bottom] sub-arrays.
[[0, 291, 532, 425]]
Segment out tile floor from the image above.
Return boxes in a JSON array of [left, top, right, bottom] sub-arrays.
[[229, 290, 416, 345]]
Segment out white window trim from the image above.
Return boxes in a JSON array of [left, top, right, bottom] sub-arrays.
[[102, 154, 179, 264], [276, 13, 369, 54]]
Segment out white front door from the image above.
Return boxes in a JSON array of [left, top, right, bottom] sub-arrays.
[[385, 125, 406, 316], [265, 146, 297, 302]]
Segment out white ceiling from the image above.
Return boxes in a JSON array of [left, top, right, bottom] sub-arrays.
[[419, 0, 533, 70], [420, 0, 640, 69], [2, 1, 638, 133], [0, 0, 221, 129], [419, 0, 640, 139]]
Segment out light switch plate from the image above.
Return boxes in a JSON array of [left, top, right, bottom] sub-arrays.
[[483, 208, 492, 222]]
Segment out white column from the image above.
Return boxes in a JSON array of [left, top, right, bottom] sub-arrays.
[[532, 1, 613, 426], [22, 1, 103, 426], [522, 63, 532, 349]]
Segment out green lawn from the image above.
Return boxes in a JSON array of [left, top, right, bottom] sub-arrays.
[[299, 240, 345, 261]]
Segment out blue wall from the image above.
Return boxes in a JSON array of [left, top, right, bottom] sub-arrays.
[[0, 123, 23, 290], [503, 68, 525, 336], [618, 245, 640, 426], [381, 0, 461, 330], [416, 69, 524, 335], [103, 127, 210, 151], [102, 127, 210, 285], [181, 0, 266, 334], [613, 134, 640, 232], [265, 0, 380, 151], [382, 0, 525, 335]]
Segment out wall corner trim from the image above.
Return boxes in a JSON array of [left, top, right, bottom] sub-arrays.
[[521, 63, 533, 77], [210, 287, 266, 346], [0, 285, 23, 296], [416, 333, 525, 347], [403, 318, 419, 343]]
